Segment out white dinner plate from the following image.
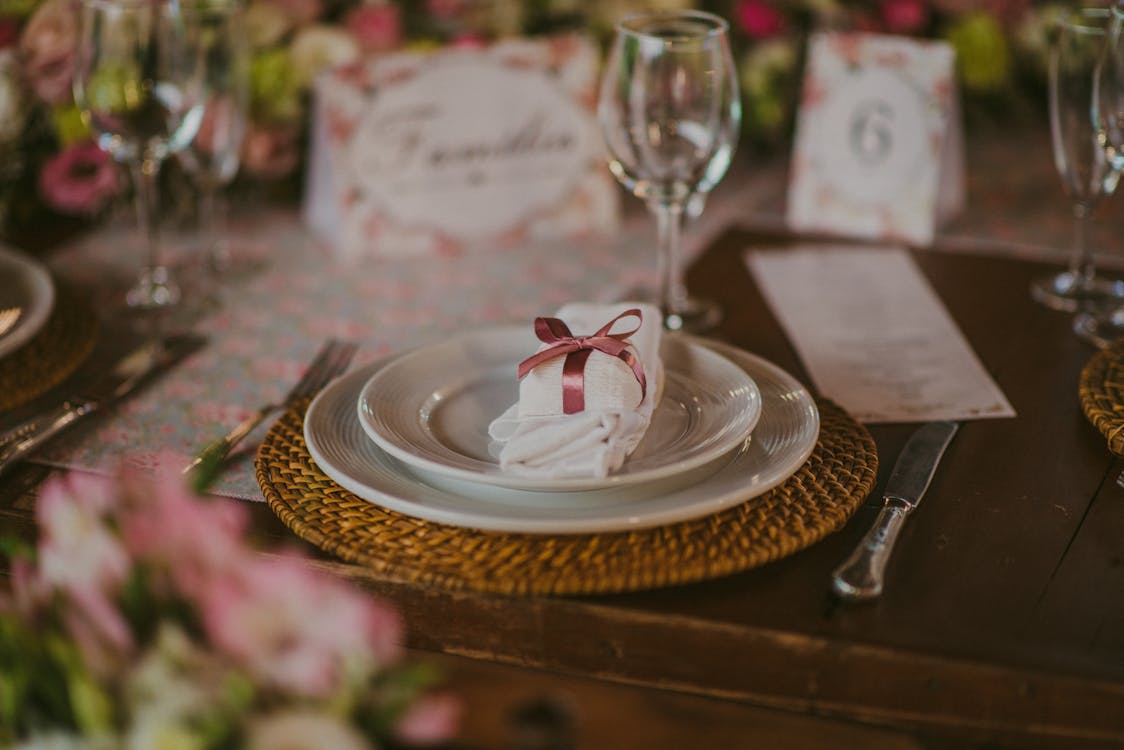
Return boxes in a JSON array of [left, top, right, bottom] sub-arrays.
[[0, 245, 54, 359], [305, 337, 819, 534], [356, 328, 762, 492]]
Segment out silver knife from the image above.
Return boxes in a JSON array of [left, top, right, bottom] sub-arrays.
[[831, 421, 959, 601], [0, 333, 204, 476]]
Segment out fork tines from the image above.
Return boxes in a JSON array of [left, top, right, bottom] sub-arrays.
[[286, 339, 359, 404]]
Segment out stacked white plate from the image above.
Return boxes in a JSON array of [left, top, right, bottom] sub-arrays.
[[304, 327, 820, 534], [0, 245, 55, 359]]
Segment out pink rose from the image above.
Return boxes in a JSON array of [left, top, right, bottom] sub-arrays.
[[344, 2, 401, 55], [881, 0, 928, 33], [734, 0, 785, 39], [19, 0, 77, 105], [240, 123, 300, 179], [38, 141, 120, 216]]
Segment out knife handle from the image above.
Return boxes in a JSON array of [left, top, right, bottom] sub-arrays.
[[0, 401, 95, 476], [831, 500, 910, 601]]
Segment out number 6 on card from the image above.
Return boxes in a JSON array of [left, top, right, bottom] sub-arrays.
[[786, 32, 964, 247]]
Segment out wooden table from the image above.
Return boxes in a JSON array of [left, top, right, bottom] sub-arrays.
[[4, 226, 1123, 749]]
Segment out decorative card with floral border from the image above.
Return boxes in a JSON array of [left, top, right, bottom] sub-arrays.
[[303, 35, 619, 259], [785, 32, 964, 247]]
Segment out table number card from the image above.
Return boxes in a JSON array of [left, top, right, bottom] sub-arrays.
[[786, 32, 964, 247], [746, 244, 1015, 423], [304, 35, 618, 259]]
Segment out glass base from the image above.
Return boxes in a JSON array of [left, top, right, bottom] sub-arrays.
[[664, 297, 722, 334], [1074, 309, 1124, 349], [125, 266, 181, 308], [1030, 271, 1124, 313]]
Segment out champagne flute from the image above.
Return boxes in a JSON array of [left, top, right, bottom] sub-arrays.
[[598, 10, 741, 332], [1031, 7, 1124, 314], [73, 0, 207, 308], [177, 0, 249, 276]]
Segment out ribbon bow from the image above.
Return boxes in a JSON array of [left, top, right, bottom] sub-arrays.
[[517, 308, 648, 415]]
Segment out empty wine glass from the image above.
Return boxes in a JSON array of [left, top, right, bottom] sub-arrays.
[[73, 0, 207, 308], [1031, 7, 1124, 314], [177, 0, 249, 275], [598, 10, 741, 332], [1076, 4, 1124, 346]]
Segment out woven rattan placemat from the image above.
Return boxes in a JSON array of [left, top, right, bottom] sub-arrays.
[[257, 397, 877, 596], [0, 285, 97, 412], [1080, 338, 1124, 455]]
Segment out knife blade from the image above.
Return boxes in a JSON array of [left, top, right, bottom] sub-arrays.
[[831, 420, 959, 601], [0, 333, 205, 476]]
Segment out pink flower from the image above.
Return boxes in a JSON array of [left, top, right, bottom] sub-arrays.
[[450, 33, 486, 50], [241, 124, 301, 179], [117, 472, 251, 598], [881, 0, 928, 33], [264, 0, 322, 26], [734, 0, 785, 39], [38, 141, 120, 216], [200, 552, 403, 696], [394, 693, 462, 746], [35, 472, 134, 659], [18, 0, 77, 105], [344, 2, 401, 55]]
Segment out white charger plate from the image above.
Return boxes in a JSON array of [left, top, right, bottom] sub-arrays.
[[0, 245, 54, 359], [356, 328, 762, 492], [305, 337, 820, 534]]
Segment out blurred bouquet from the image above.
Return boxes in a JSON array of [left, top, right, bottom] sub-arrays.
[[0, 468, 459, 749], [0, 0, 1070, 238]]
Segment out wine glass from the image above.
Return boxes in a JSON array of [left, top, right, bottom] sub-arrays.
[[598, 10, 741, 333], [1030, 7, 1124, 314], [73, 0, 207, 309], [1075, 4, 1124, 346], [177, 0, 249, 276]]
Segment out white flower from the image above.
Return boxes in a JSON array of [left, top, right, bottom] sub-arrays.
[[0, 50, 26, 146], [246, 710, 372, 750], [289, 25, 360, 89]]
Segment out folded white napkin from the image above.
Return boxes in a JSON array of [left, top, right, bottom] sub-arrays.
[[487, 302, 664, 479]]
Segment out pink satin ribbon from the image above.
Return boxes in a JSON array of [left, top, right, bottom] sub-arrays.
[[517, 308, 648, 415]]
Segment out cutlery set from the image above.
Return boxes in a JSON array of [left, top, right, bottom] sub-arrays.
[[2, 324, 960, 601]]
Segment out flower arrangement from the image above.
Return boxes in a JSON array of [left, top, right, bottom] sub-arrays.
[[0, 0, 1065, 238], [0, 467, 460, 749]]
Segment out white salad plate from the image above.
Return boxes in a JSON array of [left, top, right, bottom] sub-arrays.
[[305, 335, 820, 534], [356, 327, 762, 492], [0, 245, 54, 359]]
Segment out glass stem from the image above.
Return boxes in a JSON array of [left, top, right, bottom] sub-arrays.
[[1071, 201, 1095, 290], [128, 155, 178, 306], [652, 200, 687, 318], [199, 180, 229, 272]]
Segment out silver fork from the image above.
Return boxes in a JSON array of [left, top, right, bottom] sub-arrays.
[[185, 339, 358, 481]]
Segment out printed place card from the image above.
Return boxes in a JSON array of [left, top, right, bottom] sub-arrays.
[[786, 32, 964, 247], [304, 35, 618, 259], [746, 245, 1014, 423]]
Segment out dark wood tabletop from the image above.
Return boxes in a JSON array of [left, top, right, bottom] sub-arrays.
[[4, 223, 1124, 749]]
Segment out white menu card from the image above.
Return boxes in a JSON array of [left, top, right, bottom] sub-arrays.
[[746, 245, 1015, 423]]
